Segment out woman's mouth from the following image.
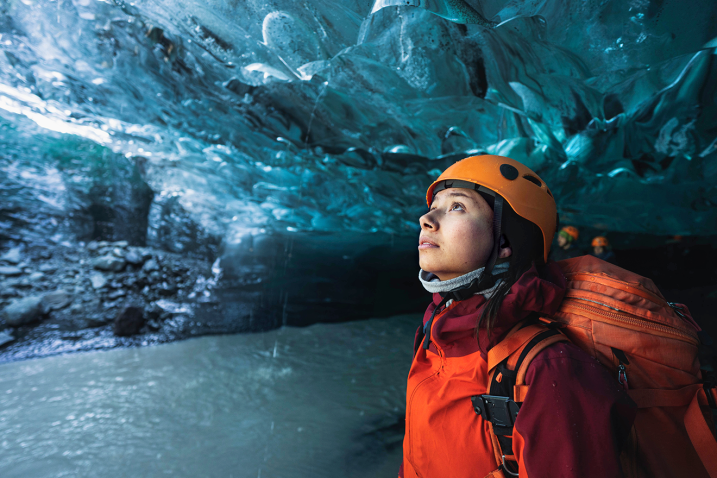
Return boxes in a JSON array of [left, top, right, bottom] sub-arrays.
[[418, 238, 438, 250]]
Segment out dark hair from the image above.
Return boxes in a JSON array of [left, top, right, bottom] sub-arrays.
[[475, 202, 545, 342]]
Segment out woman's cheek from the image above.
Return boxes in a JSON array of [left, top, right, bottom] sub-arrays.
[[464, 223, 492, 265]]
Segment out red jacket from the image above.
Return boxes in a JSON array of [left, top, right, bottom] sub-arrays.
[[400, 263, 636, 478]]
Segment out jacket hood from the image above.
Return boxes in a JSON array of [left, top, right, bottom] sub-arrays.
[[423, 261, 566, 358]]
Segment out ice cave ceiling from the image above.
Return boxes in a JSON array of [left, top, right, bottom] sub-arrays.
[[1, 0, 716, 253]]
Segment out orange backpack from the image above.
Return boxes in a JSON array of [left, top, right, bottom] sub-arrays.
[[474, 255, 717, 478]]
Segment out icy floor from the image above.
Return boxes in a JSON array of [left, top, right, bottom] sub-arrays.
[[0, 314, 418, 478]]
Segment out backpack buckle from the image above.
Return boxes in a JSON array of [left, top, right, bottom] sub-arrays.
[[501, 455, 520, 477], [471, 394, 520, 430]]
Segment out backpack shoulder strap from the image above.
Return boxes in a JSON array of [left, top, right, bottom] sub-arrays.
[[474, 319, 570, 478], [685, 387, 717, 477], [513, 321, 570, 402]]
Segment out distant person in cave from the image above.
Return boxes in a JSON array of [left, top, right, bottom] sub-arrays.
[[591, 235, 617, 264], [401, 155, 635, 478], [549, 225, 582, 261]]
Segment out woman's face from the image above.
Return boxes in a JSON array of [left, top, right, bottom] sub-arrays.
[[418, 188, 509, 280]]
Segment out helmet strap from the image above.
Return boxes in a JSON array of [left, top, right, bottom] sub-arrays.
[[485, 195, 504, 279]]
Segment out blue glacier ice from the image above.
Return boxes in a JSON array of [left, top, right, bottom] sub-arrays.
[[0, 0, 716, 337], [1, 0, 716, 243]]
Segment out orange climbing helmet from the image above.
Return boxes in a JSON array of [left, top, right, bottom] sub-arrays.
[[426, 154, 557, 264], [559, 225, 580, 242], [591, 236, 609, 247]]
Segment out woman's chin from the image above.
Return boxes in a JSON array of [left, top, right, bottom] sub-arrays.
[[419, 262, 445, 278], [418, 258, 436, 272]]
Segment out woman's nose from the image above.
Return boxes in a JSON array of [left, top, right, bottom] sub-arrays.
[[420, 212, 436, 230]]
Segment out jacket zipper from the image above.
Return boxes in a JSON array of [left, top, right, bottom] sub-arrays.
[[406, 306, 450, 476], [431, 309, 446, 370], [406, 372, 439, 478], [564, 297, 698, 345]]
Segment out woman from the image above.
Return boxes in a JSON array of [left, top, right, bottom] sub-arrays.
[[550, 225, 583, 261], [400, 155, 636, 478], [591, 236, 617, 264]]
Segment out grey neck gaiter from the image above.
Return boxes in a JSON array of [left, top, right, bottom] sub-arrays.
[[418, 262, 510, 299]]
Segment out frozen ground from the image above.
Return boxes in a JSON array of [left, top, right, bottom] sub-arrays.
[[0, 314, 417, 478]]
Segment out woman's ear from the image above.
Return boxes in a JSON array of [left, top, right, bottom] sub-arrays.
[[498, 234, 513, 259]]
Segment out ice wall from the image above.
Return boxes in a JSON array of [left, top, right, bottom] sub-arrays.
[[1, 0, 716, 252]]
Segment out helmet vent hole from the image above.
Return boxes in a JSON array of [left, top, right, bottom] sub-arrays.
[[522, 175, 542, 187], [500, 164, 519, 180], [546, 189, 553, 198]]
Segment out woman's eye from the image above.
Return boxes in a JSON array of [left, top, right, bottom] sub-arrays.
[[450, 203, 464, 211]]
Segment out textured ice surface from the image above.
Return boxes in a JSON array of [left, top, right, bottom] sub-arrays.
[[0, 0, 716, 251], [0, 315, 415, 477]]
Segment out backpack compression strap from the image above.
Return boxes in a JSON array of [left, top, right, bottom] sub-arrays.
[[472, 320, 569, 478]]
